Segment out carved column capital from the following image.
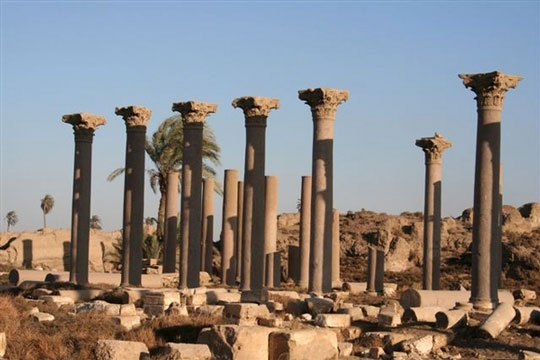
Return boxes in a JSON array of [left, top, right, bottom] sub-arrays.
[[172, 101, 217, 127], [459, 71, 523, 110], [415, 132, 452, 164], [232, 96, 280, 127], [62, 112, 106, 134], [298, 87, 349, 119], [115, 106, 152, 127]]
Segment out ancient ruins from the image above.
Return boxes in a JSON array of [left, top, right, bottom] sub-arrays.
[[2, 73, 539, 360]]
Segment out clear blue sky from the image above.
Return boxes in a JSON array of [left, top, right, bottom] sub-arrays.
[[1, 1, 538, 232]]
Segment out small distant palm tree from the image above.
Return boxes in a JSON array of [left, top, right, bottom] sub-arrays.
[[5, 211, 18, 231], [90, 215, 102, 230], [40, 194, 54, 228]]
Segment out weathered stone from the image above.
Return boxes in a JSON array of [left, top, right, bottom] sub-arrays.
[[400, 289, 514, 309], [144, 291, 181, 306], [435, 310, 468, 329], [222, 303, 268, 326], [305, 297, 334, 316], [111, 315, 141, 331], [76, 300, 120, 316], [163, 343, 212, 360], [514, 306, 540, 325], [400, 335, 433, 355], [186, 293, 207, 306], [378, 311, 401, 327], [432, 333, 454, 351], [314, 314, 351, 328], [514, 289, 537, 302], [268, 328, 338, 360], [258, 316, 283, 328], [341, 326, 362, 341], [338, 306, 364, 321], [520, 350, 540, 360], [198, 325, 275, 360], [382, 333, 416, 353], [268, 290, 300, 305], [301, 313, 313, 321], [165, 302, 189, 316], [338, 342, 353, 357], [402, 306, 445, 323], [369, 347, 385, 359], [240, 289, 269, 304], [194, 305, 224, 318], [144, 304, 166, 316], [95, 339, 149, 360], [286, 299, 308, 316], [478, 302, 516, 339], [0, 332, 5, 358], [206, 290, 240, 305], [199, 272, 212, 286], [266, 300, 284, 312], [119, 304, 137, 316], [359, 305, 380, 318], [40, 295, 74, 307], [31, 312, 55, 322]]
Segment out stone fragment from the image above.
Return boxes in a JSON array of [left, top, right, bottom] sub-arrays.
[[435, 310, 468, 329], [186, 293, 207, 306], [163, 342, 212, 360], [206, 290, 240, 305], [341, 326, 362, 341], [194, 305, 224, 318], [478, 302, 516, 339], [369, 347, 385, 359], [382, 333, 415, 352], [40, 295, 74, 307], [268, 328, 338, 360], [119, 304, 137, 316], [338, 342, 353, 357], [0, 332, 6, 358], [258, 316, 283, 328], [144, 304, 166, 317], [520, 350, 540, 360], [240, 289, 269, 304], [199, 271, 212, 286], [222, 303, 268, 326], [198, 325, 275, 360], [378, 311, 401, 327], [338, 306, 364, 321], [400, 335, 433, 355], [266, 300, 284, 312], [165, 302, 189, 316], [268, 290, 301, 305], [400, 289, 514, 309], [402, 306, 445, 323], [514, 289, 537, 302], [432, 333, 454, 351], [58, 289, 105, 302], [301, 313, 313, 321], [314, 314, 351, 328], [358, 304, 380, 318], [514, 306, 540, 325], [31, 312, 55, 322], [76, 301, 120, 316], [94, 339, 149, 360], [286, 299, 308, 316], [144, 291, 181, 306], [391, 351, 408, 359], [305, 297, 334, 316], [111, 315, 141, 331]]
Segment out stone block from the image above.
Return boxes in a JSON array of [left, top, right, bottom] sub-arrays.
[[200, 271, 212, 286], [314, 314, 351, 328], [111, 315, 141, 331], [382, 333, 415, 352], [186, 293, 207, 306], [144, 304, 166, 316], [305, 297, 334, 316], [378, 311, 401, 327], [399, 335, 433, 355], [95, 339, 149, 360], [338, 342, 353, 357], [31, 312, 55, 322], [206, 290, 240, 305], [358, 305, 379, 318], [165, 303, 189, 316], [164, 342, 212, 360], [268, 328, 338, 360], [341, 326, 362, 341], [223, 303, 266, 325], [286, 299, 308, 316], [0, 332, 5, 358], [369, 347, 385, 359], [514, 289, 537, 302], [40, 295, 74, 307], [266, 300, 284, 312], [240, 289, 269, 304], [338, 306, 364, 321], [119, 304, 137, 316], [144, 291, 181, 307], [258, 316, 283, 328], [194, 305, 224, 318], [198, 325, 275, 360], [520, 350, 540, 360]]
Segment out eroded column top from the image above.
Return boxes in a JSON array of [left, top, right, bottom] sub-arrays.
[[415, 132, 452, 164], [115, 106, 152, 127], [458, 71, 523, 110], [232, 97, 280, 126], [172, 101, 217, 124], [298, 87, 349, 119], [62, 112, 106, 131]]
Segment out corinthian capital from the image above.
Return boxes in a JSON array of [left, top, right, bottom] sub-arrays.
[[232, 96, 280, 126], [415, 132, 452, 164], [459, 71, 523, 110], [115, 106, 152, 127], [298, 87, 349, 119], [62, 112, 106, 132], [172, 101, 217, 124]]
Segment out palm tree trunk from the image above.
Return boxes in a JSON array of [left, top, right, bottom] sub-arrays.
[[7, 224, 10, 232], [43, 212, 46, 229], [157, 189, 166, 240]]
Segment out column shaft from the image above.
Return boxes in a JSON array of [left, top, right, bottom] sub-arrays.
[[331, 209, 340, 288], [367, 246, 377, 294], [163, 170, 179, 273], [375, 248, 385, 293], [201, 177, 215, 274], [423, 161, 442, 290], [221, 170, 238, 285], [264, 176, 278, 288], [298, 176, 311, 288], [235, 181, 244, 282]]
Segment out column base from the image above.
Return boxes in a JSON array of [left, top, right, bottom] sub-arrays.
[[470, 297, 497, 313], [366, 291, 381, 297]]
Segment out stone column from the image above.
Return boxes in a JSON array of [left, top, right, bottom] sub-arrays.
[[415, 133, 452, 290], [264, 176, 278, 288], [201, 177, 215, 274], [331, 209, 341, 289], [298, 176, 311, 288], [366, 246, 378, 295], [459, 71, 522, 311], [163, 170, 179, 273], [375, 248, 385, 293], [173, 101, 217, 289], [116, 106, 152, 287], [63, 113, 106, 285], [299, 88, 349, 294], [221, 169, 238, 285], [233, 96, 280, 291], [235, 181, 244, 282]]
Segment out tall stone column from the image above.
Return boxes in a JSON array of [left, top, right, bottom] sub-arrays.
[[163, 170, 179, 273], [63, 113, 106, 285], [221, 169, 238, 285], [264, 176, 278, 288], [299, 88, 349, 294], [415, 133, 452, 290], [173, 101, 217, 289], [459, 71, 522, 311], [116, 106, 152, 287], [331, 209, 341, 288], [233, 96, 280, 291], [201, 177, 215, 274], [298, 176, 311, 288], [235, 181, 244, 282], [366, 246, 377, 295]]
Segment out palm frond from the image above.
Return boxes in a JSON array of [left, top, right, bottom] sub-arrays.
[[107, 168, 125, 182]]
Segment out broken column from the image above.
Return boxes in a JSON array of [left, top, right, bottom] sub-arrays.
[[331, 209, 341, 288], [298, 175, 312, 289], [63, 113, 106, 285], [116, 106, 152, 287], [415, 132, 452, 290], [163, 170, 179, 273], [173, 101, 217, 289], [221, 169, 238, 285], [459, 71, 522, 311], [299, 87, 349, 294], [201, 177, 215, 274], [232, 96, 280, 291], [264, 176, 278, 288], [235, 181, 244, 282]]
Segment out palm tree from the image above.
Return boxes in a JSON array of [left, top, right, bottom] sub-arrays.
[[107, 114, 221, 240], [5, 211, 18, 231], [90, 215, 103, 230], [40, 194, 54, 228]]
